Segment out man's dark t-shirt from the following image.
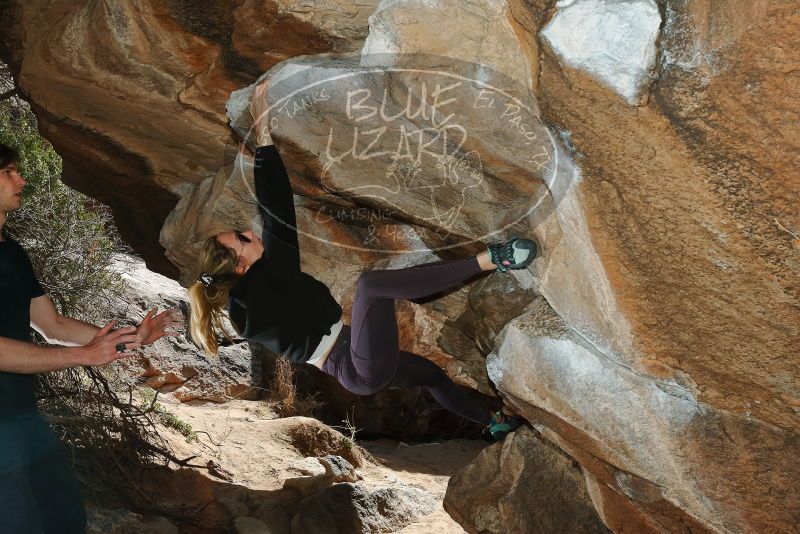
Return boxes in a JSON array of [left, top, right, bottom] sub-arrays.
[[0, 239, 87, 531], [0, 237, 45, 418]]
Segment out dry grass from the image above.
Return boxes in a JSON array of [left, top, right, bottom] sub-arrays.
[[268, 357, 321, 418]]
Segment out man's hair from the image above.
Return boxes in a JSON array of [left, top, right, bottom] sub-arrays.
[[0, 143, 19, 169]]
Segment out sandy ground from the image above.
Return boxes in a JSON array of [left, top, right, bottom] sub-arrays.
[[155, 397, 486, 533]]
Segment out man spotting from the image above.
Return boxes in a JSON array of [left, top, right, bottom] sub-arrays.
[[0, 142, 182, 533]]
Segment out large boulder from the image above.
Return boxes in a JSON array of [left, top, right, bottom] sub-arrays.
[[488, 298, 798, 531], [444, 426, 609, 534], [349, 0, 799, 532], [516, 0, 799, 530]]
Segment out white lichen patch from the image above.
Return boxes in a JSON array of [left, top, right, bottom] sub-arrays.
[[540, 0, 661, 105]]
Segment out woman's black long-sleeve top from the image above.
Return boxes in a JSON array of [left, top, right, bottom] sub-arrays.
[[227, 144, 342, 363]]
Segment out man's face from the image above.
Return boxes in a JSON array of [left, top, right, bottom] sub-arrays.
[[0, 162, 25, 213]]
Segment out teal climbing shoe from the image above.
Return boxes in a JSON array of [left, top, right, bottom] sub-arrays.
[[483, 411, 525, 442], [487, 237, 538, 272]]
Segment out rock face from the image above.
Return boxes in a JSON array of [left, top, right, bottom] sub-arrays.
[[107, 254, 261, 403], [1, 1, 798, 533], [362, 0, 535, 89], [444, 426, 609, 534], [520, 0, 800, 530]]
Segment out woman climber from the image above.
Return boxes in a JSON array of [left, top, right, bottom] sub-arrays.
[[187, 81, 534, 441]]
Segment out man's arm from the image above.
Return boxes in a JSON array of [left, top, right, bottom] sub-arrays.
[[30, 294, 98, 346], [30, 295, 182, 347], [0, 336, 86, 373], [0, 321, 141, 374]]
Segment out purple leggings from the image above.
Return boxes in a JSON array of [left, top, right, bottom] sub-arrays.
[[322, 257, 492, 426]]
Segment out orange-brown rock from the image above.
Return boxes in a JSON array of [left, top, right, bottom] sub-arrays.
[[359, 0, 800, 532], [1, 0, 798, 532], [0, 0, 379, 276]]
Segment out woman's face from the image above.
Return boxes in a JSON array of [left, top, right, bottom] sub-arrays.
[[216, 229, 263, 274]]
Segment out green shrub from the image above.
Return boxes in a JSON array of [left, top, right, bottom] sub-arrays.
[[139, 390, 198, 443], [0, 85, 127, 322]]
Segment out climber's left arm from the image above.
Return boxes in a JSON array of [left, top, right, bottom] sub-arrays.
[[254, 143, 302, 274]]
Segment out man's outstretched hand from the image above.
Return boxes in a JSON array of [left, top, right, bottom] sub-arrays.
[[136, 307, 184, 346], [82, 321, 142, 366]]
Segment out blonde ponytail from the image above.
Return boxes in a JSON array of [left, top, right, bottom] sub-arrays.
[[187, 237, 241, 355]]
